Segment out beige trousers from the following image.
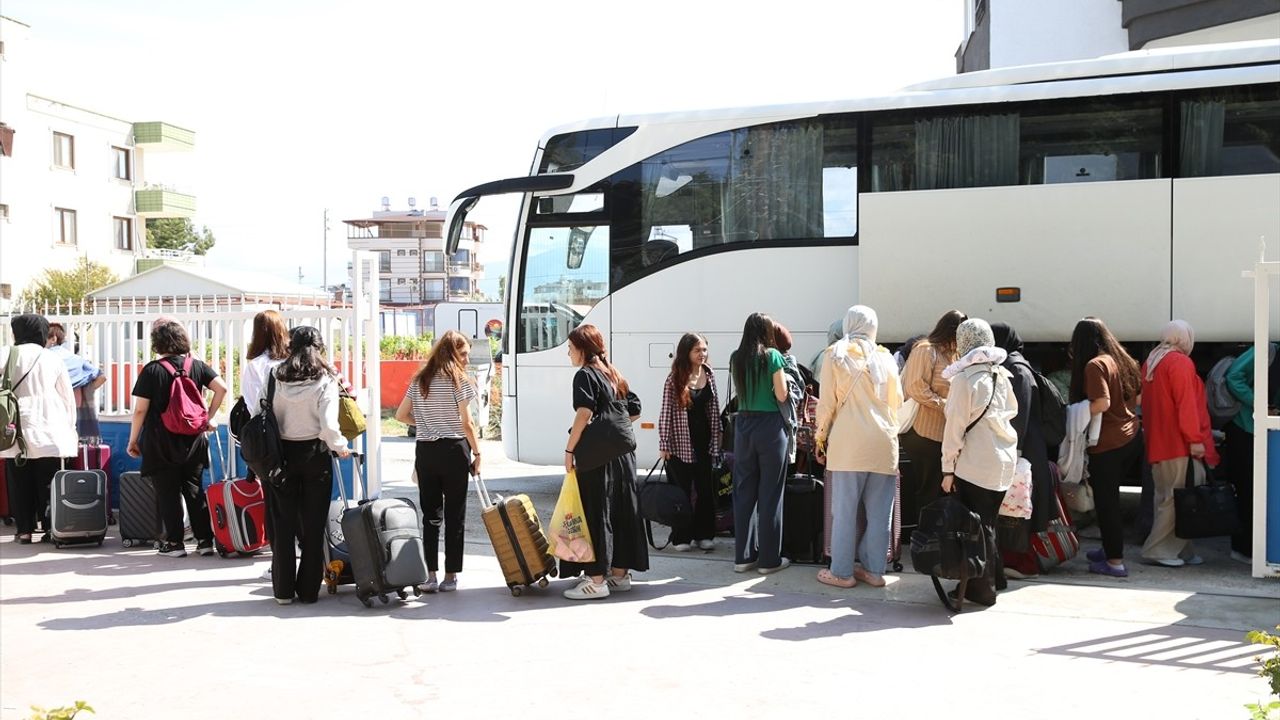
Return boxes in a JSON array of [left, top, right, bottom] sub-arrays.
[[1141, 456, 1203, 561]]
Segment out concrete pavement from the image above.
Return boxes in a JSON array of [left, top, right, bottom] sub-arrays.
[[1, 437, 1276, 719]]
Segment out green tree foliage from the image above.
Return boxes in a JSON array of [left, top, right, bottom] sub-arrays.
[[19, 258, 118, 310], [145, 217, 216, 255], [28, 700, 94, 720]]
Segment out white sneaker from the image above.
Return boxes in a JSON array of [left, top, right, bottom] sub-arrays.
[[672, 543, 693, 552], [606, 573, 632, 592], [275, 597, 293, 606], [1181, 554, 1204, 566], [260, 567, 273, 581], [562, 577, 610, 600], [697, 539, 715, 551], [758, 558, 792, 575], [733, 561, 758, 573]]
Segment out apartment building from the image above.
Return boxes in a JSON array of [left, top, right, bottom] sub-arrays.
[[344, 197, 486, 307], [0, 15, 197, 312], [957, 0, 1279, 72]]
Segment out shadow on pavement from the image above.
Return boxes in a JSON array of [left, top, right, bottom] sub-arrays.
[[1034, 622, 1264, 676]]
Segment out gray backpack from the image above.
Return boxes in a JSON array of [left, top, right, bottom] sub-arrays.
[[1205, 355, 1240, 428]]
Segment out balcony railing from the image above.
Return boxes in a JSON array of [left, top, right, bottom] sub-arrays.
[[422, 262, 446, 273], [133, 122, 195, 151], [135, 188, 196, 217]]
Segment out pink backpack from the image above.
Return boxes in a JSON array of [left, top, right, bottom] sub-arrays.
[[160, 356, 208, 436]]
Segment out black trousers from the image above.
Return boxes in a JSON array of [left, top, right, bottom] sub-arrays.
[[151, 453, 213, 545], [6, 457, 57, 536], [560, 452, 649, 579], [1088, 434, 1144, 560], [667, 454, 716, 544], [900, 429, 943, 522], [265, 439, 333, 603], [1224, 422, 1254, 556], [414, 438, 471, 573], [955, 477, 1005, 603]]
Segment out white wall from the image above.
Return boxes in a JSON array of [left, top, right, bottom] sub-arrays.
[[990, 0, 1129, 68], [0, 16, 141, 309]]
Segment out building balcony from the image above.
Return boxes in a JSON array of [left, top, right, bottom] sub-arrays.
[[133, 122, 195, 152], [135, 188, 196, 217]]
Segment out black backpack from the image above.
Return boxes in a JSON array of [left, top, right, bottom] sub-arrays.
[[1013, 358, 1067, 448], [637, 461, 693, 549], [239, 375, 286, 487], [910, 495, 988, 612]]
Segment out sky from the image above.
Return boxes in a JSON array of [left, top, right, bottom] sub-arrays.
[[1, 0, 963, 292]]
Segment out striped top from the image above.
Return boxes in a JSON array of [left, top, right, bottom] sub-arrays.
[[406, 372, 477, 441]]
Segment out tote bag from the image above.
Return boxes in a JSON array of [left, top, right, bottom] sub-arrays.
[[573, 369, 636, 472], [1174, 460, 1239, 539]]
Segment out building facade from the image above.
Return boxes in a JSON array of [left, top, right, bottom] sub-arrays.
[[0, 15, 196, 312], [957, 0, 1280, 72], [344, 198, 486, 308]]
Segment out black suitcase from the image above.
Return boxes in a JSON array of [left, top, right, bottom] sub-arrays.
[[782, 471, 824, 564], [49, 467, 108, 548], [118, 470, 160, 548], [329, 455, 428, 607]]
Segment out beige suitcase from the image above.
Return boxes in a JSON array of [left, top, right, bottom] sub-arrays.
[[475, 475, 557, 596]]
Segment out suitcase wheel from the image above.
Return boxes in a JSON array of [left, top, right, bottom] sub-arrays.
[[2, 518, 12, 526], [327, 583, 337, 595], [412, 586, 422, 597], [510, 585, 524, 597], [396, 589, 408, 601], [378, 594, 389, 605], [893, 561, 903, 573], [122, 539, 133, 548], [538, 577, 549, 589], [53, 542, 63, 549], [96, 539, 104, 548], [359, 595, 372, 608]]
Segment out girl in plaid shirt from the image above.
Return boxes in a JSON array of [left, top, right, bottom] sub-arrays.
[[658, 333, 722, 551]]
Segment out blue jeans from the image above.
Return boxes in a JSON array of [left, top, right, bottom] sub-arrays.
[[733, 411, 787, 568], [829, 471, 896, 577]]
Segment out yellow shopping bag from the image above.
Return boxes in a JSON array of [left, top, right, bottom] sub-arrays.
[[549, 470, 595, 563]]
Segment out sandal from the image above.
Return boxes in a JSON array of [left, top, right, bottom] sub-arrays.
[[854, 568, 886, 587], [816, 568, 856, 588]]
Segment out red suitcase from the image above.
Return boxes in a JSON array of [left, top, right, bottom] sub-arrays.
[[205, 435, 268, 556]]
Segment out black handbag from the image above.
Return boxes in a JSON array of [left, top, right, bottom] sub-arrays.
[[637, 460, 693, 549], [228, 396, 250, 440], [573, 369, 637, 473], [1174, 460, 1239, 539]]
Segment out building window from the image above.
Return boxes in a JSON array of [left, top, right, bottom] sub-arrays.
[[114, 216, 133, 251], [53, 132, 75, 169], [0, 203, 8, 222], [422, 251, 445, 273], [379, 279, 392, 301], [378, 250, 391, 273], [55, 208, 77, 245], [112, 146, 132, 180], [421, 278, 445, 302], [396, 249, 406, 256]]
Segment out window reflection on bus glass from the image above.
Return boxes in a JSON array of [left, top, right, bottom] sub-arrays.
[[518, 226, 609, 353]]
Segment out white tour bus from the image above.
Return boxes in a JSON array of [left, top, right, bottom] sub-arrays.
[[447, 40, 1280, 466]]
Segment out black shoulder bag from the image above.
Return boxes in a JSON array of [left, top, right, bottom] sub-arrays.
[[239, 375, 286, 487], [573, 368, 637, 473], [637, 459, 694, 550]]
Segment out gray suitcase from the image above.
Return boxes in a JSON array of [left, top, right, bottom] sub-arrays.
[[50, 468, 108, 548], [118, 470, 161, 548], [335, 456, 427, 607]]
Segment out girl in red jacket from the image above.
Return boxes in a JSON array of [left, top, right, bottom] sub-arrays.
[[1139, 320, 1219, 567]]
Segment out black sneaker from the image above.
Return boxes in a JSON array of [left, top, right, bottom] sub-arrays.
[[196, 540, 215, 556], [158, 542, 188, 558]]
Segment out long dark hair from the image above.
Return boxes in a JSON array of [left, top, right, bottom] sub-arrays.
[[1068, 317, 1141, 403], [926, 310, 967, 354], [247, 310, 289, 360], [732, 313, 777, 402], [569, 324, 629, 399], [670, 332, 706, 409], [415, 330, 468, 398], [275, 326, 336, 383]]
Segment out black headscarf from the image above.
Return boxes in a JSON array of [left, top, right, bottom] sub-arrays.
[[990, 322, 1024, 356], [10, 314, 49, 346]]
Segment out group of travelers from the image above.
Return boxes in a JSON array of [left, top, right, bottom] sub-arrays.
[[2, 303, 1274, 609]]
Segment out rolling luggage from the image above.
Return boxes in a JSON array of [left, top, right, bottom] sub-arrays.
[[70, 442, 113, 524], [782, 470, 824, 564], [476, 473, 556, 596], [330, 454, 428, 607], [118, 470, 161, 548], [49, 462, 108, 548], [825, 469, 904, 572], [205, 434, 267, 557]]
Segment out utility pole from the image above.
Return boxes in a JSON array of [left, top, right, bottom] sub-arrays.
[[323, 208, 330, 292]]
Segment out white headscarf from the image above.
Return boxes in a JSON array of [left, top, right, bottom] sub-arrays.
[[833, 305, 893, 400], [1144, 319, 1195, 381]]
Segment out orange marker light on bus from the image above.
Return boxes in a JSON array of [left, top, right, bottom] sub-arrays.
[[996, 287, 1021, 303], [640, 422, 655, 430]]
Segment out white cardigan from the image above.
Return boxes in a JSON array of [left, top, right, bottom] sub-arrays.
[[0, 344, 78, 459]]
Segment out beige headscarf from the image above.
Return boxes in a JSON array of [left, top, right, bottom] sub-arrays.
[[1144, 319, 1195, 381], [833, 305, 893, 401]]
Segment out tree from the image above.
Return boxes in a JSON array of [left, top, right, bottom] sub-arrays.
[[145, 217, 216, 255], [19, 258, 118, 312], [497, 274, 506, 303]]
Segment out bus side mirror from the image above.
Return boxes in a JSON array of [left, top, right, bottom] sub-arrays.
[[446, 196, 479, 255]]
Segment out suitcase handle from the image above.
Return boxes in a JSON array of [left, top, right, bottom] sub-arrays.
[[472, 474, 494, 510], [331, 452, 366, 510]]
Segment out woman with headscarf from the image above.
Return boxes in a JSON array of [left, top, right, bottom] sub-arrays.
[[941, 318, 1019, 606], [2, 314, 77, 543], [1139, 320, 1218, 567], [813, 306, 903, 588], [901, 310, 967, 519], [990, 323, 1054, 579]]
